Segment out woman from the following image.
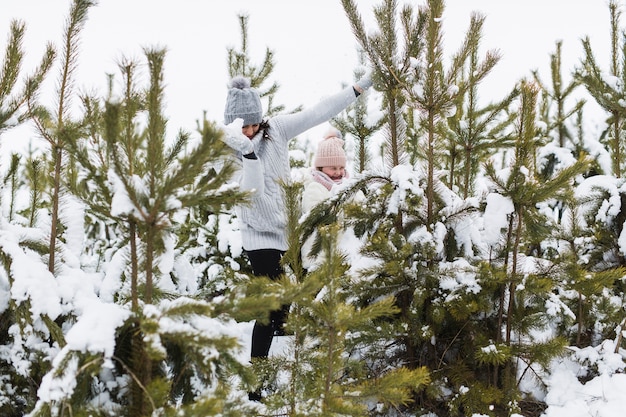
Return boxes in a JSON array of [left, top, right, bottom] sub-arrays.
[[219, 73, 372, 400]]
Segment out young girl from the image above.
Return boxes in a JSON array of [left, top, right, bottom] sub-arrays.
[[219, 74, 372, 401], [300, 128, 350, 269]]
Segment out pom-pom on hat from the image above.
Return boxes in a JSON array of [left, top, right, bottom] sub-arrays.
[[224, 76, 263, 126], [314, 127, 347, 168]]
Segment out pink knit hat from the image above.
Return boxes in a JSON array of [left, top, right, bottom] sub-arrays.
[[314, 128, 347, 168]]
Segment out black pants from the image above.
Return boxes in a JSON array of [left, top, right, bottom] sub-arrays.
[[246, 249, 289, 359]]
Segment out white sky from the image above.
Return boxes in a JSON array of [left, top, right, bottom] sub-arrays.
[[0, 0, 614, 150]]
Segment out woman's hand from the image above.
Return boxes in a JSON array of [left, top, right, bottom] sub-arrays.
[[219, 118, 254, 155]]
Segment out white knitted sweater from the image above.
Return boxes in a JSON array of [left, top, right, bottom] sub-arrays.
[[233, 85, 359, 251]]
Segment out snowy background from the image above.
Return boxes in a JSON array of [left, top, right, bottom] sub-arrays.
[[1, 1, 625, 416]]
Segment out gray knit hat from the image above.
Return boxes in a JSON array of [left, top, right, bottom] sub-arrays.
[[224, 76, 263, 126]]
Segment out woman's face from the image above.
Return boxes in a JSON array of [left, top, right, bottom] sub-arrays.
[[321, 165, 346, 181], [242, 124, 260, 139]]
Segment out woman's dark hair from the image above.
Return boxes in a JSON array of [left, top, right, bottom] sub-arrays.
[[260, 120, 271, 140]]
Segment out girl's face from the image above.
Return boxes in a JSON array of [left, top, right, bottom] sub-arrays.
[[321, 165, 346, 181], [242, 124, 260, 139]]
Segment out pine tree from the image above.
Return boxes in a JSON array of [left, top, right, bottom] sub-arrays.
[[0, 19, 55, 134], [552, 207, 626, 348], [252, 177, 431, 416], [0, 11, 57, 417], [339, 2, 533, 414], [533, 40, 586, 182], [565, 175, 626, 352], [533, 41, 585, 150], [405, 0, 509, 228], [557, 1, 626, 357], [27, 0, 95, 275], [332, 57, 385, 174], [190, 13, 284, 285], [342, 0, 426, 172], [444, 12, 516, 198], [339, 8, 429, 369], [576, 0, 626, 177], [482, 80, 590, 412], [226, 13, 285, 118], [0, 15, 55, 232], [291, 225, 428, 416], [35, 45, 260, 416]]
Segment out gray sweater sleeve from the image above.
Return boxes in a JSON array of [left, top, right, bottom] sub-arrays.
[[271, 85, 358, 142], [239, 157, 265, 194]]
